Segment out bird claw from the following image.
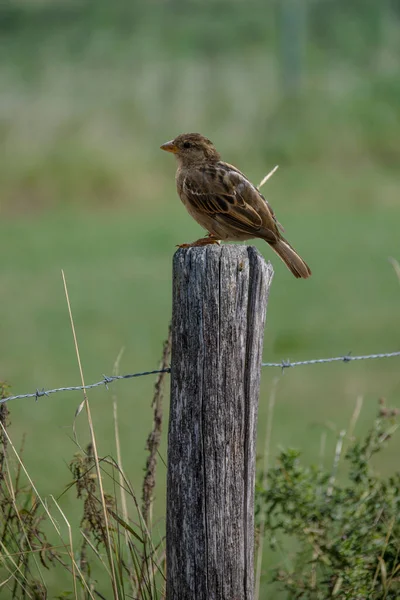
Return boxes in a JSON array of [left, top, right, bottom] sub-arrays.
[[176, 236, 221, 248]]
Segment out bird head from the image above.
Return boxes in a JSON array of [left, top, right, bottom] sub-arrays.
[[160, 133, 220, 166]]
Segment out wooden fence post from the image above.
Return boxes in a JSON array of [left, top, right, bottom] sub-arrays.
[[167, 245, 273, 600]]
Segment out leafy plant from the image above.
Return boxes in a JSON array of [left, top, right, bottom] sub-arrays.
[[256, 399, 400, 599]]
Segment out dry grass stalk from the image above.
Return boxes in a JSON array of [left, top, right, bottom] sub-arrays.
[[135, 325, 171, 600], [111, 347, 138, 594], [111, 347, 128, 526], [142, 324, 172, 530], [257, 165, 279, 190], [61, 269, 119, 600], [389, 257, 400, 284], [50, 495, 84, 600], [1, 340, 169, 598], [0, 384, 65, 598], [0, 385, 10, 478]]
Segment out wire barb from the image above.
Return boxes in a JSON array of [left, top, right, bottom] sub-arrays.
[[1, 352, 399, 404], [35, 388, 49, 402], [102, 375, 114, 390]]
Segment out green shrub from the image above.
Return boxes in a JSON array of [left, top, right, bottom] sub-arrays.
[[256, 400, 400, 599]]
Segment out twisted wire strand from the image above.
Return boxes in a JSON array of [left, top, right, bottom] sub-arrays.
[[1, 351, 400, 404], [261, 351, 400, 370]]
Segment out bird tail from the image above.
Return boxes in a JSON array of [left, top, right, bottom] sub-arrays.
[[270, 238, 312, 279]]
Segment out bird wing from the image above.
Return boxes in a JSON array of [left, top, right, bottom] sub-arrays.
[[181, 162, 280, 242]]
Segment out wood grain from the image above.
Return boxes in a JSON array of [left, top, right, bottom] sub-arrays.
[[167, 245, 273, 600]]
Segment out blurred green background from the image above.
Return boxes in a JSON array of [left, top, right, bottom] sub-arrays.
[[1, 0, 400, 595]]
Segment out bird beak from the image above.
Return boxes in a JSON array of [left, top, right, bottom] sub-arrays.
[[160, 140, 179, 154]]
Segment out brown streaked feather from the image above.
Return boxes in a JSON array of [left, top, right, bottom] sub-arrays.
[[212, 212, 278, 244], [219, 162, 284, 232], [181, 162, 279, 240]]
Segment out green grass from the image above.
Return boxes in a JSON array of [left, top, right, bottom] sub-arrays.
[[2, 167, 399, 478], [1, 2, 400, 595], [2, 192, 400, 594]]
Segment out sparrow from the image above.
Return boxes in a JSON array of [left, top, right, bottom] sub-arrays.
[[161, 133, 311, 279]]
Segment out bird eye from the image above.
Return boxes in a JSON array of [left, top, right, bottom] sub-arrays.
[[183, 141, 192, 149]]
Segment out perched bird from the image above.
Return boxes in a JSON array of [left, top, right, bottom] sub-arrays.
[[161, 133, 311, 279]]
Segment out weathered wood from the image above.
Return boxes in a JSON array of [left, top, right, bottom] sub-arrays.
[[167, 245, 273, 600]]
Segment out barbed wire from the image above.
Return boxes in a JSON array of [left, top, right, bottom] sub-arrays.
[[1, 351, 400, 405], [0, 369, 171, 404], [261, 350, 400, 370]]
